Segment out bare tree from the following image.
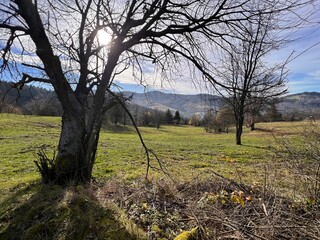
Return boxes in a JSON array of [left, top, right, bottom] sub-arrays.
[[212, 0, 320, 144], [245, 94, 270, 131], [165, 109, 173, 125], [153, 109, 163, 129], [0, 0, 315, 183], [203, 109, 216, 133], [212, 11, 291, 145]]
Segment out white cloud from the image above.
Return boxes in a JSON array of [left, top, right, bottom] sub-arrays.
[[309, 70, 320, 78], [115, 66, 202, 94]]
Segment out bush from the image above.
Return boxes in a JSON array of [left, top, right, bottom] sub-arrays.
[[275, 120, 320, 204]]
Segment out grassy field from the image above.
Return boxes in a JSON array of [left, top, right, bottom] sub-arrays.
[[0, 113, 313, 197], [1, 113, 319, 239]]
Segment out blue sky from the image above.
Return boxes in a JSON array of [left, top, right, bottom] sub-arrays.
[[116, 27, 320, 95], [2, 29, 319, 96], [274, 24, 320, 94], [115, 17, 320, 95], [1, 6, 319, 96]]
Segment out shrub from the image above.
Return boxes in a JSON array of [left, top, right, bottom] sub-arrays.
[[275, 120, 320, 204]]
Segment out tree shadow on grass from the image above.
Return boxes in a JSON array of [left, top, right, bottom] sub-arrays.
[[241, 144, 270, 150], [0, 182, 144, 240], [253, 127, 275, 133], [102, 123, 135, 134]]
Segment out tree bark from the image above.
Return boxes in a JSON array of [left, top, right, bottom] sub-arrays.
[[250, 122, 255, 131], [236, 115, 244, 145], [54, 112, 84, 183], [51, 110, 102, 184]]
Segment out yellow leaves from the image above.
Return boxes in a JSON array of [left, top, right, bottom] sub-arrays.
[[230, 190, 245, 207], [202, 189, 253, 207], [174, 226, 199, 240], [246, 195, 253, 201], [142, 202, 148, 210], [218, 190, 229, 205]]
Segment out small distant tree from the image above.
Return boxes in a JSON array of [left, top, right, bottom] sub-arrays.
[[141, 111, 152, 126], [265, 99, 282, 122], [132, 105, 140, 126], [203, 109, 215, 133], [173, 111, 181, 125], [245, 95, 265, 131], [213, 107, 235, 133], [180, 117, 188, 125], [165, 109, 174, 125], [0, 102, 22, 114], [109, 103, 123, 125], [153, 109, 163, 129], [189, 114, 201, 126]]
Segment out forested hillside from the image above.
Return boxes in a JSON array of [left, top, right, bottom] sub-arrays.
[[126, 91, 320, 120], [279, 92, 320, 119], [1, 81, 320, 120], [0, 81, 62, 116]]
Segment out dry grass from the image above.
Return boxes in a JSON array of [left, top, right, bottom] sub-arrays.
[[97, 173, 320, 240]]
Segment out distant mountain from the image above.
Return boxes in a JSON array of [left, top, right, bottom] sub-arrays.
[[0, 81, 51, 105], [279, 92, 320, 111], [278, 92, 320, 118], [124, 91, 222, 117], [0, 80, 62, 115], [125, 91, 320, 118], [1, 80, 320, 118]]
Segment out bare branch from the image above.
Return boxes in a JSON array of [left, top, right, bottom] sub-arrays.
[[0, 23, 28, 32], [13, 73, 52, 90], [107, 89, 170, 179]]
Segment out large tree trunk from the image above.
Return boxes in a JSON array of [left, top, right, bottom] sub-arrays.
[[236, 126, 242, 145], [36, 109, 102, 185], [236, 116, 244, 145], [54, 112, 88, 184]]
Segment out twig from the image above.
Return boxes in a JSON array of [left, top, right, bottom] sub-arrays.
[[262, 202, 268, 217], [107, 90, 170, 179], [209, 170, 250, 193]]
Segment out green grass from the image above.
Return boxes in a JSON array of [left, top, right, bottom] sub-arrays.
[[1, 114, 318, 239], [98, 123, 278, 184], [0, 114, 60, 191], [0, 113, 310, 195]]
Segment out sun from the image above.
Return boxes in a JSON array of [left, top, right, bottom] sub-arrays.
[[96, 29, 112, 46]]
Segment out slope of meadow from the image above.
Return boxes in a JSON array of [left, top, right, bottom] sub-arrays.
[[0, 114, 319, 239], [0, 113, 283, 193]]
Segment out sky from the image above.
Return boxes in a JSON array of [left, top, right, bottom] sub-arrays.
[[269, 23, 320, 94], [112, 6, 320, 96], [1, 1, 319, 96], [2, 25, 319, 96], [115, 24, 320, 95]]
